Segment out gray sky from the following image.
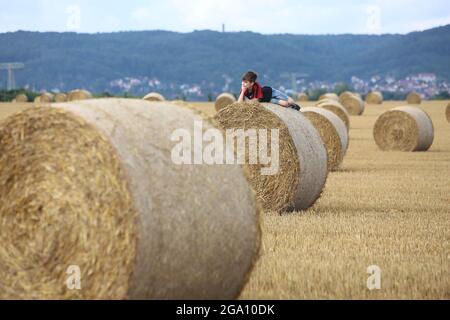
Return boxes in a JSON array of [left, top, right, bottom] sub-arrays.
[[1, 0, 449, 34]]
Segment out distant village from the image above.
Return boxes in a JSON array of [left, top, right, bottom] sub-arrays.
[[108, 73, 450, 101]]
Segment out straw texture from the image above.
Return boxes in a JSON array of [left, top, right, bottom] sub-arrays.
[[215, 93, 236, 112], [373, 106, 434, 151], [55, 93, 68, 103], [0, 98, 260, 299], [446, 102, 450, 123], [297, 93, 309, 102], [316, 100, 350, 132], [143, 92, 165, 102], [15, 94, 28, 103], [67, 90, 92, 101], [407, 92, 422, 104], [319, 93, 339, 102], [340, 93, 365, 115], [366, 92, 383, 104], [215, 102, 327, 212], [301, 107, 348, 171]]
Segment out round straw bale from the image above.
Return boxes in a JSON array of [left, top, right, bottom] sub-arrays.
[[297, 93, 309, 102], [340, 93, 365, 115], [316, 100, 350, 132], [214, 102, 328, 212], [366, 91, 383, 104], [446, 102, 450, 123], [67, 89, 93, 101], [373, 106, 434, 151], [340, 91, 362, 102], [215, 93, 236, 112], [0, 98, 260, 299], [15, 94, 28, 103], [34, 92, 54, 103], [55, 93, 68, 103], [339, 91, 353, 102], [319, 93, 339, 102], [406, 92, 422, 104], [301, 107, 348, 171], [143, 92, 165, 102]]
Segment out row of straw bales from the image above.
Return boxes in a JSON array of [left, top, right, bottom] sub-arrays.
[[287, 90, 424, 106], [0, 94, 355, 298], [215, 101, 329, 212], [12, 89, 425, 106], [30, 89, 93, 104], [0, 86, 445, 299]]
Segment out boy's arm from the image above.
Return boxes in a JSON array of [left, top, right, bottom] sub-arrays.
[[238, 88, 246, 103]]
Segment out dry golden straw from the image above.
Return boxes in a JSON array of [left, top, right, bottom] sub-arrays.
[[339, 91, 353, 102], [143, 92, 165, 102], [446, 102, 450, 123], [319, 93, 339, 102], [297, 93, 309, 102], [0, 98, 260, 299], [407, 92, 422, 104], [67, 89, 93, 101], [214, 102, 328, 213], [14, 94, 28, 103], [215, 93, 236, 112], [340, 93, 365, 115], [55, 93, 68, 103], [301, 107, 348, 171], [366, 91, 383, 104], [373, 106, 434, 151], [170, 100, 189, 106], [316, 100, 350, 132], [34, 92, 54, 103]]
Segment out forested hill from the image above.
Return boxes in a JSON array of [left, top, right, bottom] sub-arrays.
[[0, 25, 449, 94]]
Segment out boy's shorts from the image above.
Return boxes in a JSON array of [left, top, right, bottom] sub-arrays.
[[270, 88, 290, 105]]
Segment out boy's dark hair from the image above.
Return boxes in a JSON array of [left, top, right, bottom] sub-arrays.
[[242, 71, 258, 83]]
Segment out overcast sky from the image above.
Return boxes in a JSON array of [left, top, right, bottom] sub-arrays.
[[0, 0, 449, 34]]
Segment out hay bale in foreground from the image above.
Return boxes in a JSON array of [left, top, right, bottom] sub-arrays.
[[214, 102, 328, 212], [15, 94, 28, 103], [34, 92, 54, 104], [319, 93, 339, 102], [68, 89, 93, 101], [340, 93, 365, 115], [215, 93, 236, 112], [0, 98, 260, 299], [301, 107, 348, 171], [297, 93, 309, 102], [55, 93, 68, 103], [446, 102, 450, 123], [407, 92, 422, 104], [143, 92, 165, 102], [366, 91, 383, 104], [316, 100, 350, 132], [373, 106, 434, 151]]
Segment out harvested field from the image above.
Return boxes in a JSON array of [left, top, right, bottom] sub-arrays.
[[0, 100, 448, 299], [185, 100, 450, 299]]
